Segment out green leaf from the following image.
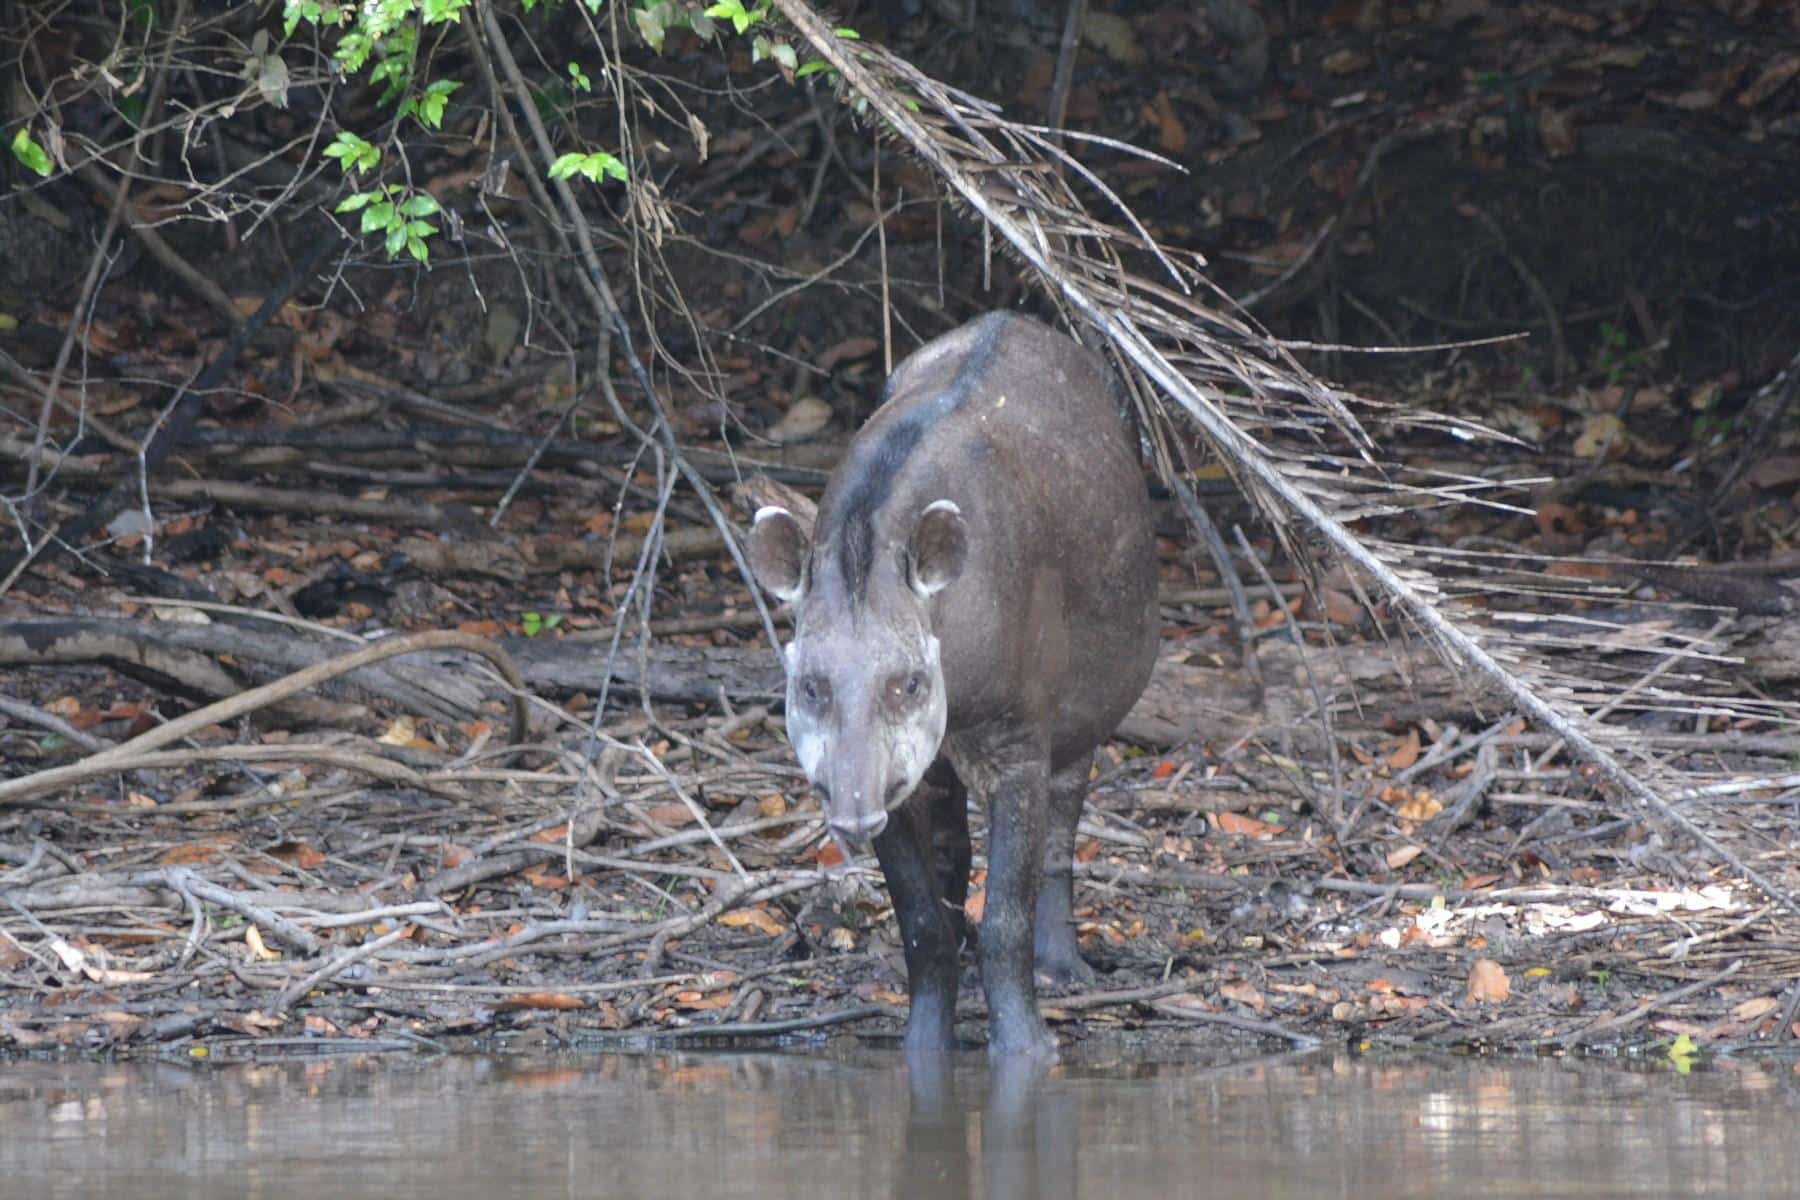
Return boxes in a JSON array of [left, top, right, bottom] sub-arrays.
[[10, 128, 52, 177], [385, 222, 408, 257], [795, 60, 829, 79], [414, 78, 459, 128], [634, 5, 665, 51], [335, 30, 373, 74], [335, 190, 377, 213], [256, 49, 292, 109], [548, 151, 627, 183], [324, 132, 379, 173], [1666, 1033, 1697, 1074], [399, 192, 440, 217], [361, 199, 395, 234], [770, 41, 797, 71], [283, 0, 324, 36], [704, 0, 762, 32], [420, 0, 470, 23], [832, 26, 859, 37]]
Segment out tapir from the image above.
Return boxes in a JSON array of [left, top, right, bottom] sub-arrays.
[[746, 311, 1158, 1061]]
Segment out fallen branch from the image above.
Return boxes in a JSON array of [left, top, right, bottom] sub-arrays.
[[0, 630, 527, 807]]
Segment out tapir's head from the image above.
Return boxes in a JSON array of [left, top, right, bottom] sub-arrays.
[[745, 500, 968, 843]]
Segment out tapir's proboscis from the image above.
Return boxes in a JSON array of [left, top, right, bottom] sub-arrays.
[[747, 312, 1158, 1062]]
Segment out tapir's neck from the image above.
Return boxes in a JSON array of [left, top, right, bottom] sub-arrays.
[[817, 316, 1007, 603]]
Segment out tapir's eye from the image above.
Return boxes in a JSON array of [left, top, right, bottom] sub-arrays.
[[799, 676, 828, 707], [905, 673, 924, 697]]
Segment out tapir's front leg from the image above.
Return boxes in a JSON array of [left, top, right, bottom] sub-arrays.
[[873, 795, 960, 1056], [956, 740, 1054, 1061]]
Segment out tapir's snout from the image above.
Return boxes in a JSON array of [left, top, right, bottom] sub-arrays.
[[827, 808, 890, 841], [815, 728, 924, 844]]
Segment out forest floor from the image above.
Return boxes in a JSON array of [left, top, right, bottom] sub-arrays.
[[1, 0, 1798, 1062]]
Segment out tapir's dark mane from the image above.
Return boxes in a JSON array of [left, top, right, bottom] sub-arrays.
[[830, 313, 1006, 600]]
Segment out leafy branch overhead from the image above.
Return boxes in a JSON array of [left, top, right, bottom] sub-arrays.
[[277, 0, 856, 260]]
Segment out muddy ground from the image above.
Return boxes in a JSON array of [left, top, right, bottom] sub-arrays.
[[1, 0, 1798, 1060]]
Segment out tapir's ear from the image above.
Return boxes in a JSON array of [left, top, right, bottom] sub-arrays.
[[747, 506, 809, 603], [908, 500, 967, 597]]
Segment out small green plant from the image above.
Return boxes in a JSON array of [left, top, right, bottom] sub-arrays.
[[323, 131, 380, 174], [335, 184, 441, 262], [520, 611, 564, 636], [399, 79, 461, 130], [1590, 320, 1654, 387], [549, 151, 628, 184], [703, 0, 767, 34]]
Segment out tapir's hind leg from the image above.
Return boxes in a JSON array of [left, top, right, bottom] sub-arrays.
[[1033, 755, 1096, 989], [926, 763, 971, 948], [973, 752, 1055, 1062]]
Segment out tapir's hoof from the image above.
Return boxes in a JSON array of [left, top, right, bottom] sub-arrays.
[[1033, 943, 1097, 992], [986, 1021, 1059, 1064], [902, 1012, 959, 1058]]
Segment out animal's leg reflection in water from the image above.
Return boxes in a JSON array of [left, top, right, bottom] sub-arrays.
[[896, 1058, 1077, 1200]]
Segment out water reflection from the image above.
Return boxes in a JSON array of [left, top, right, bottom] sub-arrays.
[[2, 1045, 1797, 1198]]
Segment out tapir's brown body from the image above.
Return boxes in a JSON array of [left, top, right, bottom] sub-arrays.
[[748, 312, 1158, 1061]]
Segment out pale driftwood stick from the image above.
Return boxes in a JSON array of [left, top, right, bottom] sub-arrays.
[[572, 1005, 891, 1042], [1149, 997, 1322, 1048], [0, 743, 466, 807], [0, 695, 114, 753], [156, 867, 323, 955], [269, 926, 412, 1015], [1549, 958, 1744, 1047]]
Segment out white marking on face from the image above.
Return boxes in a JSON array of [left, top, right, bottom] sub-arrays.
[[882, 636, 947, 807], [753, 505, 791, 525], [788, 706, 826, 781], [781, 614, 949, 821], [922, 499, 961, 517]]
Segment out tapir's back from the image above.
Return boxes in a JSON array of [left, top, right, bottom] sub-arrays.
[[816, 312, 1158, 766]]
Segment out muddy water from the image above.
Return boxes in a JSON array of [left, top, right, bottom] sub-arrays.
[[3, 1045, 1796, 1199]]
